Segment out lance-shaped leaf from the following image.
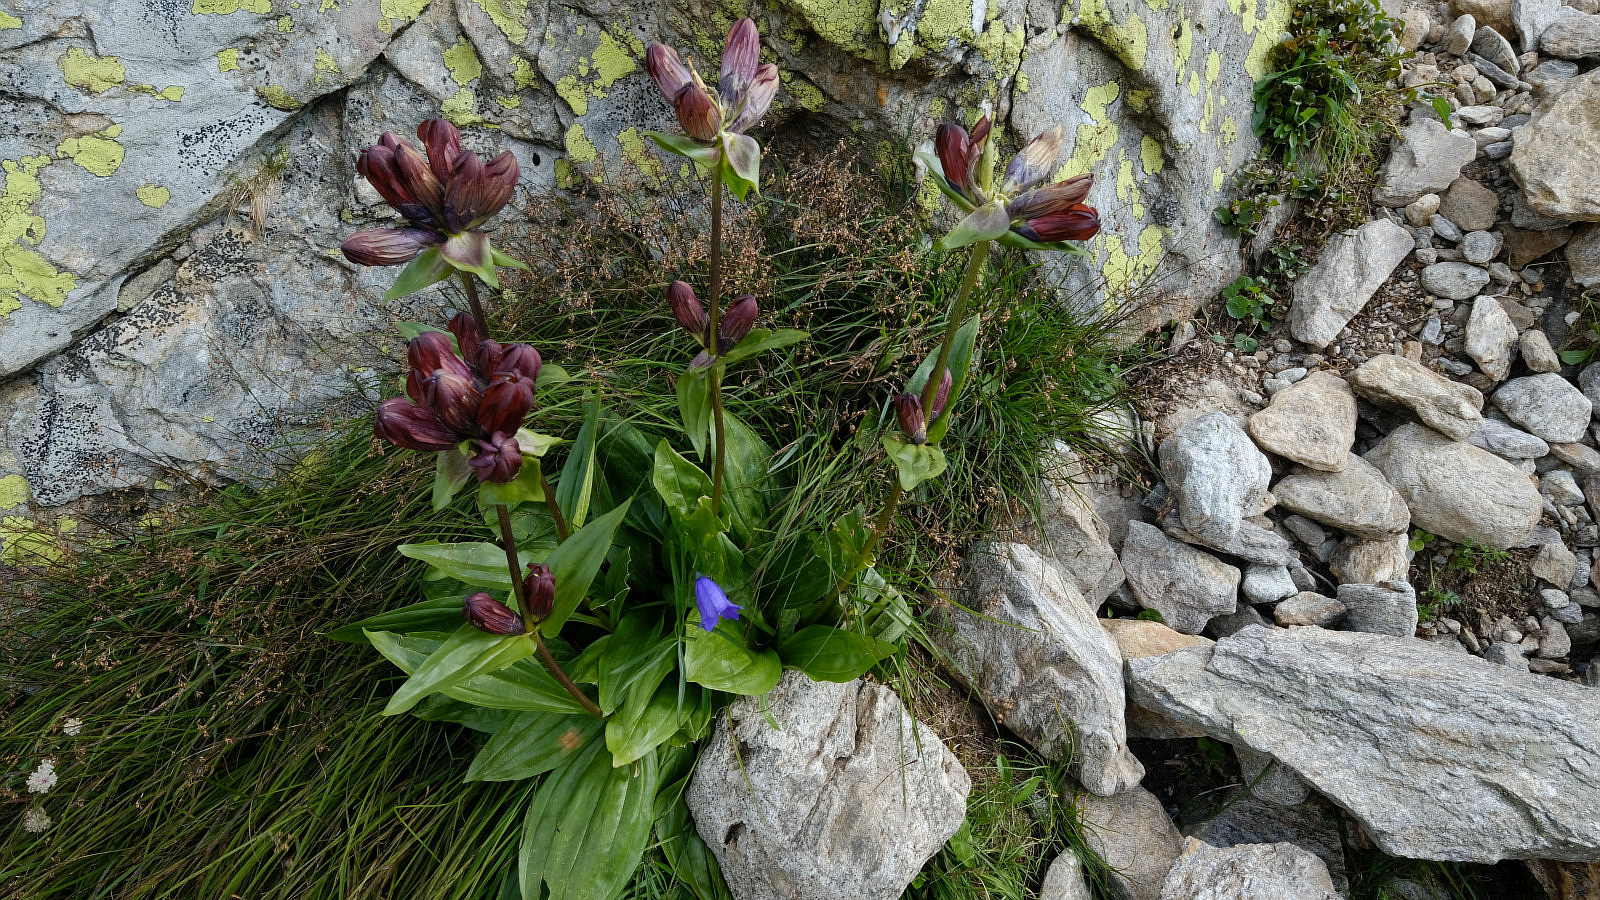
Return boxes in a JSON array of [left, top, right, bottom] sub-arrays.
[[556, 402, 601, 529], [777, 625, 896, 682], [519, 737, 658, 900], [539, 500, 632, 636], [881, 434, 948, 490], [369, 630, 593, 712], [937, 199, 1011, 251], [646, 130, 723, 170], [384, 246, 453, 301], [677, 366, 713, 458], [327, 595, 463, 643], [432, 446, 474, 511], [465, 710, 603, 782], [716, 328, 808, 366], [398, 540, 522, 589], [719, 132, 761, 202], [376, 624, 535, 715], [684, 622, 781, 695], [905, 314, 981, 444], [652, 440, 714, 523]]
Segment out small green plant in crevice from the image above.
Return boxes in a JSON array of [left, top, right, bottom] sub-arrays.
[[1418, 585, 1464, 623], [1557, 289, 1600, 366], [1447, 539, 1510, 576], [1221, 275, 1273, 352]]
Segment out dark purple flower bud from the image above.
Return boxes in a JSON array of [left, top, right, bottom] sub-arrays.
[[930, 368, 953, 420], [693, 575, 742, 631], [463, 591, 525, 635], [340, 227, 438, 266], [717, 295, 758, 352], [1006, 174, 1093, 220], [523, 563, 556, 620], [375, 398, 459, 451], [472, 339, 505, 376], [1015, 204, 1102, 243], [422, 370, 483, 435], [356, 138, 420, 216], [669, 281, 709, 344], [934, 123, 974, 196], [728, 63, 779, 134], [719, 18, 761, 101], [893, 392, 926, 444], [647, 43, 693, 102], [407, 331, 474, 383], [477, 374, 535, 437], [494, 344, 542, 382], [448, 312, 485, 364], [673, 84, 723, 142], [1001, 126, 1063, 194], [392, 141, 448, 227], [469, 432, 523, 483], [418, 118, 463, 182], [969, 115, 992, 149]]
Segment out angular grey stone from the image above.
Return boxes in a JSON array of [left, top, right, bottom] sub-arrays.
[[688, 672, 970, 900], [1234, 745, 1311, 806], [1570, 225, 1600, 288], [1273, 453, 1411, 539], [1466, 295, 1521, 381], [1273, 592, 1348, 627], [1541, 7, 1600, 58], [1510, 67, 1600, 222], [1421, 262, 1493, 300], [1347, 354, 1485, 440], [1160, 412, 1273, 547], [1373, 120, 1479, 207], [1532, 541, 1580, 586], [1462, 231, 1499, 264], [1158, 839, 1340, 900], [1035, 443, 1126, 604], [1514, 0, 1566, 54], [1543, 469, 1586, 506], [1447, 13, 1478, 54], [1127, 626, 1600, 862], [1471, 25, 1522, 73], [1483, 641, 1533, 670], [1431, 214, 1465, 243], [1123, 522, 1241, 635], [1079, 786, 1184, 900], [1040, 850, 1092, 900], [1519, 330, 1562, 373], [1287, 219, 1414, 347], [1366, 422, 1543, 548], [939, 543, 1143, 795], [1501, 223, 1573, 267], [1243, 564, 1298, 604], [1337, 581, 1420, 636], [1329, 532, 1413, 585], [1493, 373, 1594, 443], [1184, 793, 1350, 896], [1540, 619, 1573, 657], [1281, 514, 1328, 548], [1162, 517, 1295, 567], [1442, 176, 1502, 232], [1467, 417, 1551, 458], [1567, 440, 1600, 475], [1208, 603, 1274, 639], [1246, 371, 1357, 471]]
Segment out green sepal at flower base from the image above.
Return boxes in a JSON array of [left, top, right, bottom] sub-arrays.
[[719, 132, 761, 201], [476, 429, 563, 510], [937, 200, 1011, 251], [905, 314, 981, 444], [881, 434, 948, 490], [646, 129, 724, 171], [381, 230, 507, 300]]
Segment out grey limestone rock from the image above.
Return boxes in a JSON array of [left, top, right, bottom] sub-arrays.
[[1034, 443, 1126, 604], [1329, 532, 1413, 585], [1471, 25, 1522, 73], [1184, 793, 1350, 896], [1040, 850, 1092, 900], [1541, 7, 1600, 58], [1127, 626, 1600, 862], [1243, 564, 1298, 604], [1079, 786, 1184, 900], [688, 672, 970, 900], [1273, 592, 1348, 627], [1373, 120, 1478, 207], [1569, 225, 1600, 289], [1467, 417, 1551, 459], [1158, 839, 1341, 900], [1366, 422, 1542, 549], [1287, 220, 1415, 347], [1421, 262, 1493, 300], [1246, 371, 1357, 472], [1160, 412, 1273, 548], [1337, 581, 1420, 637], [1346, 354, 1484, 441], [1518, 330, 1562, 374], [1493, 373, 1594, 443], [1272, 453, 1411, 539], [1510, 66, 1600, 222], [1123, 522, 1241, 635], [1465, 295, 1521, 382]]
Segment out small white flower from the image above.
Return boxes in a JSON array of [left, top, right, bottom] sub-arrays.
[[22, 807, 51, 833], [26, 759, 57, 794], [62, 718, 83, 737]]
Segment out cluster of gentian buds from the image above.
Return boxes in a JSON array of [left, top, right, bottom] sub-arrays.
[[374, 312, 542, 483], [892, 369, 952, 445], [669, 280, 757, 364], [341, 118, 519, 269], [646, 18, 777, 144], [460, 563, 557, 635], [925, 117, 1102, 246]]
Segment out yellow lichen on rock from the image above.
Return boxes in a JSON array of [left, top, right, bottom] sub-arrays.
[[57, 124, 125, 177], [1140, 134, 1163, 175], [217, 48, 241, 72], [441, 86, 485, 126], [1056, 82, 1120, 181], [58, 47, 126, 94], [256, 85, 302, 109], [1, 156, 77, 315], [0, 474, 29, 509], [565, 123, 598, 165], [444, 38, 484, 86], [378, 0, 430, 31], [1076, 0, 1148, 70], [192, 0, 272, 13], [314, 47, 340, 83], [1102, 223, 1164, 297], [0, 11, 21, 28], [137, 185, 171, 208], [470, 0, 532, 43]]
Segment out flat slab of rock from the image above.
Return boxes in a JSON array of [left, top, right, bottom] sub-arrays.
[[1273, 453, 1410, 539], [1421, 262, 1492, 300], [1347, 354, 1484, 441], [1102, 618, 1215, 659], [1373, 119, 1478, 207], [1274, 592, 1348, 626], [939, 543, 1143, 795], [1287, 219, 1414, 347], [1466, 295, 1521, 382], [1467, 417, 1550, 459], [1510, 66, 1600, 222], [1542, 7, 1600, 59], [1367, 423, 1541, 548], [1492, 373, 1594, 443], [1079, 786, 1184, 900], [1158, 839, 1340, 900], [1337, 581, 1420, 636], [1160, 412, 1273, 547], [1246, 371, 1356, 471], [1123, 522, 1241, 634], [1127, 626, 1600, 862], [688, 672, 970, 900]]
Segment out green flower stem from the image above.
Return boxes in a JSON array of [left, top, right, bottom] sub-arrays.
[[540, 469, 570, 540], [457, 270, 492, 337], [708, 174, 728, 517], [496, 503, 601, 717]]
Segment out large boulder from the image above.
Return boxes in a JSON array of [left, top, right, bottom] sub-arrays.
[[687, 671, 970, 900], [1033, 442, 1126, 604], [1510, 66, 1600, 221], [1372, 119, 1477, 207], [936, 542, 1144, 795], [1345, 354, 1484, 441], [1271, 453, 1410, 539], [1127, 626, 1600, 862], [1157, 839, 1341, 900], [1365, 422, 1542, 549]]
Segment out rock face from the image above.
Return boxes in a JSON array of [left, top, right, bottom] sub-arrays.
[[938, 543, 1144, 795], [1510, 66, 1600, 221], [1127, 626, 1600, 862], [1366, 422, 1542, 549], [1, 0, 1286, 507], [1542, 7, 1600, 59], [1078, 786, 1185, 900], [1372, 119, 1478, 206], [687, 671, 970, 900], [1245, 371, 1356, 471], [1286, 219, 1414, 348], [1157, 839, 1341, 900], [1346, 354, 1484, 441], [1159, 412, 1273, 547], [1272, 454, 1410, 539], [1123, 522, 1241, 634]]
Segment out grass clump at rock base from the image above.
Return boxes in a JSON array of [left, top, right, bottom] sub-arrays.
[[0, 151, 1135, 900]]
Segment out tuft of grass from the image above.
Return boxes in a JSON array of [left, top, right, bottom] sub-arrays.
[[0, 149, 1134, 899]]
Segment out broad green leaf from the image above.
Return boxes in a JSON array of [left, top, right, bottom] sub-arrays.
[[677, 367, 713, 458], [396, 321, 454, 345], [490, 246, 533, 273], [384, 246, 452, 301], [536, 363, 571, 391], [652, 440, 713, 523], [597, 615, 676, 714], [412, 695, 513, 734], [716, 328, 809, 367], [680, 496, 732, 582], [852, 567, 912, 644], [327, 595, 463, 643], [478, 457, 545, 509], [684, 624, 781, 695], [466, 711, 603, 782], [368, 631, 590, 713], [762, 535, 833, 609], [646, 130, 722, 169], [656, 791, 733, 900], [519, 737, 658, 900], [375, 624, 534, 716], [540, 500, 632, 636], [881, 435, 948, 490], [777, 626, 895, 682], [433, 446, 474, 511], [720, 412, 772, 545], [607, 681, 695, 767], [557, 401, 601, 529], [398, 540, 519, 589], [719, 132, 761, 202], [937, 200, 1010, 251], [906, 315, 981, 444]]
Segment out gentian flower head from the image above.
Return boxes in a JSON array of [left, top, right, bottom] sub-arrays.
[[645, 19, 776, 200], [463, 591, 525, 635], [693, 575, 742, 631], [892, 369, 951, 445], [523, 562, 556, 621], [342, 118, 526, 298], [668, 280, 760, 368], [374, 312, 543, 483], [916, 119, 1102, 252]]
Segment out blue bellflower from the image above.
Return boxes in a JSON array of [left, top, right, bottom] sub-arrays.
[[693, 575, 742, 631]]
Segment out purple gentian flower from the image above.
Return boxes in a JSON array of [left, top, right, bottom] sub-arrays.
[[693, 575, 742, 631]]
